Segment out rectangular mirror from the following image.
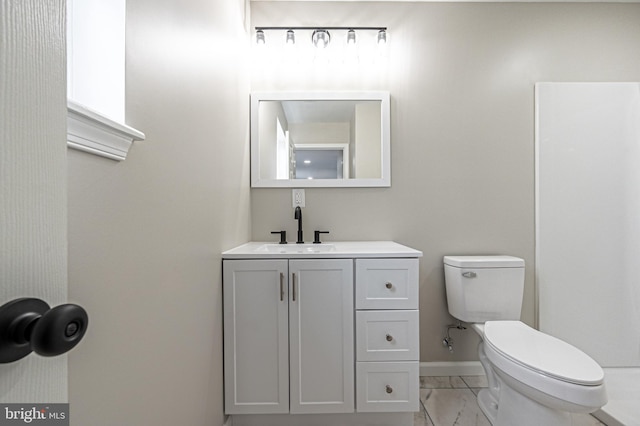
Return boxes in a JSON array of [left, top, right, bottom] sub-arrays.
[[250, 91, 390, 187]]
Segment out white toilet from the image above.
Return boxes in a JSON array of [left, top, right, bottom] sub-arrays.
[[443, 255, 607, 426]]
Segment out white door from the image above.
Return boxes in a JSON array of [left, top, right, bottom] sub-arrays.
[[0, 0, 68, 403], [223, 259, 289, 414], [289, 259, 354, 414]]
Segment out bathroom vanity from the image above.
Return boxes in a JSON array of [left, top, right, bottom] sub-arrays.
[[222, 241, 422, 426]]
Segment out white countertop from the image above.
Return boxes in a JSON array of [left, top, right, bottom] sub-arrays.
[[222, 241, 423, 259]]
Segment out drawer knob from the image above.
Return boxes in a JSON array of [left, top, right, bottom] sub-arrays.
[[385, 282, 393, 289], [386, 334, 393, 342], [385, 385, 393, 394]]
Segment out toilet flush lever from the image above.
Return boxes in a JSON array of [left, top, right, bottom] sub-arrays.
[[462, 271, 477, 278]]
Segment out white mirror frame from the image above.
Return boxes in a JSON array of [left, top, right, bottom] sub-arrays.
[[250, 91, 391, 188]]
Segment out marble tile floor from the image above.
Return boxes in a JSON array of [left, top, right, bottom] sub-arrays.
[[414, 376, 607, 426]]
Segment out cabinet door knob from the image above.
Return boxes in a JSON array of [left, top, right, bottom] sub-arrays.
[[385, 282, 393, 289], [386, 334, 393, 342], [385, 385, 393, 394]]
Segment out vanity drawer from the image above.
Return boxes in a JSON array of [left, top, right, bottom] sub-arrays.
[[356, 310, 419, 361], [356, 361, 419, 413], [355, 259, 419, 309]]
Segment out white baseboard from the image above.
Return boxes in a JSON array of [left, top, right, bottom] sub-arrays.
[[420, 361, 484, 377]]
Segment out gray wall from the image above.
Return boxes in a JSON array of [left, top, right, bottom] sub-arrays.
[[67, 0, 251, 425], [250, 2, 640, 362]]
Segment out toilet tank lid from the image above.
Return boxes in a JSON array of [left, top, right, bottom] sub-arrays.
[[443, 255, 524, 268]]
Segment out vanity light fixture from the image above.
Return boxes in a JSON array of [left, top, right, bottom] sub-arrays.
[[254, 26, 388, 49]]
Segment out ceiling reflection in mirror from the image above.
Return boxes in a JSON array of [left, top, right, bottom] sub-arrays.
[[251, 92, 390, 188]]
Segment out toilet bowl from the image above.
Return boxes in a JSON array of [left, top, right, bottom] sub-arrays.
[[443, 256, 607, 426]]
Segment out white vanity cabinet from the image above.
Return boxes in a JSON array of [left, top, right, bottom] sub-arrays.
[[355, 258, 420, 413], [223, 258, 354, 415], [222, 241, 422, 426]]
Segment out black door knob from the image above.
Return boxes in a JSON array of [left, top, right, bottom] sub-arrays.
[[30, 303, 88, 357], [0, 298, 88, 363]]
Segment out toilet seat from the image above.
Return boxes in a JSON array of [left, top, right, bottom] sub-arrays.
[[483, 321, 604, 385], [482, 321, 607, 409]]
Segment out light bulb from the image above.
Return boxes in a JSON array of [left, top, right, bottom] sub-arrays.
[[286, 30, 295, 45], [312, 30, 331, 49], [347, 30, 356, 45]]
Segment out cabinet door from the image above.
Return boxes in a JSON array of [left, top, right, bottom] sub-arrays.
[[289, 259, 354, 414], [223, 259, 289, 414]]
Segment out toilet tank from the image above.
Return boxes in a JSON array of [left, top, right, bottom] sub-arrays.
[[443, 255, 525, 323]]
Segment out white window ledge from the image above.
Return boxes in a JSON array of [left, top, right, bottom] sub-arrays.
[[67, 99, 145, 161]]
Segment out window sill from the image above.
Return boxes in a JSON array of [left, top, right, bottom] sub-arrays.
[[67, 99, 145, 161]]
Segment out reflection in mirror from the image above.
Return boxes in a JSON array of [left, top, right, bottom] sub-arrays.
[[294, 146, 346, 179], [251, 92, 390, 188]]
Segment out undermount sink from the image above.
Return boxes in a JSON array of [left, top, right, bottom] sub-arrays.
[[256, 243, 337, 254]]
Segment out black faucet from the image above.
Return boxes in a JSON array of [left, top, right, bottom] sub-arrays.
[[271, 230, 287, 244], [294, 206, 304, 244], [313, 230, 329, 244]]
